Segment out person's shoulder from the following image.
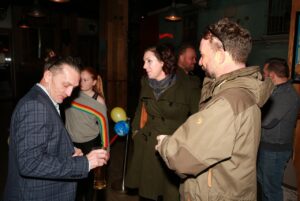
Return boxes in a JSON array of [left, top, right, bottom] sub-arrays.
[[141, 75, 147, 81], [13, 90, 47, 115], [278, 82, 299, 98], [216, 88, 256, 114], [96, 96, 106, 105], [177, 72, 201, 88], [140, 75, 149, 87], [189, 75, 202, 86], [18, 85, 44, 104]]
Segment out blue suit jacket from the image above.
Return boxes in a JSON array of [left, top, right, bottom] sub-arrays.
[[4, 85, 89, 201]]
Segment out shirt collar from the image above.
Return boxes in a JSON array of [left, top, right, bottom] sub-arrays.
[[36, 83, 60, 115]]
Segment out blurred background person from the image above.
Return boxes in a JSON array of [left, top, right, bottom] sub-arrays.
[[125, 44, 200, 201], [177, 43, 197, 75], [65, 66, 109, 201], [257, 58, 300, 201], [177, 43, 203, 88], [44, 48, 57, 62]]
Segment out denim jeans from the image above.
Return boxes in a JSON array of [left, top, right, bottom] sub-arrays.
[[257, 149, 291, 201]]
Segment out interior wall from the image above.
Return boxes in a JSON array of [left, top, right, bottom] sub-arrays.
[[158, 0, 288, 67]]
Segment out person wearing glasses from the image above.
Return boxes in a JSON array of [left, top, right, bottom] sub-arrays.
[[3, 57, 109, 201], [155, 18, 274, 200], [125, 44, 200, 201], [257, 58, 300, 201]]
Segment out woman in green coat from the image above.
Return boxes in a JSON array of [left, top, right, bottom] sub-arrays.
[[125, 44, 200, 201]]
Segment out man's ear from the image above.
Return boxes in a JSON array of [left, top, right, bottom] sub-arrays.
[[269, 71, 276, 79], [215, 50, 225, 64], [44, 70, 52, 83]]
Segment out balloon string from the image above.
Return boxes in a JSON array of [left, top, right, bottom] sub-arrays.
[[110, 135, 118, 145]]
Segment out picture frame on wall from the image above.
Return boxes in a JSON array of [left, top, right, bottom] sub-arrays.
[[292, 12, 300, 83]]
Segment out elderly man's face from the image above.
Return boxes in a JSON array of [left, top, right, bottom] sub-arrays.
[[45, 64, 80, 103]]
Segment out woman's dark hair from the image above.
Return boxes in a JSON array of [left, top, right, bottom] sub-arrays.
[[145, 44, 177, 75]]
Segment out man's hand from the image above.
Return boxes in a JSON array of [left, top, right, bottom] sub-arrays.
[[86, 149, 110, 171], [155, 135, 167, 150], [72, 147, 83, 157]]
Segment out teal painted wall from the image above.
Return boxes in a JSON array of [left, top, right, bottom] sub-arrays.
[[158, 0, 289, 68]]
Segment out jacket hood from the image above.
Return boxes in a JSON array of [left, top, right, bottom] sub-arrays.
[[201, 66, 274, 107]]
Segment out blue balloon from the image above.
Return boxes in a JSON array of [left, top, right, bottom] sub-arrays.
[[114, 121, 130, 136]]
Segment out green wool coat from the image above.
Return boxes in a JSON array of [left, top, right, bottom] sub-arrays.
[[125, 68, 200, 201]]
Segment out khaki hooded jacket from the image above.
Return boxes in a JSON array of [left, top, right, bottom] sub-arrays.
[[157, 66, 274, 201]]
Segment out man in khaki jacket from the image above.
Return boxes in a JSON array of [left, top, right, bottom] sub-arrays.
[[156, 18, 274, 201]]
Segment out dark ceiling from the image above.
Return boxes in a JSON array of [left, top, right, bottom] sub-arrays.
[[0, 0, 196, 19], [0, 0, 100, 19], [137, 0, 193, 15]]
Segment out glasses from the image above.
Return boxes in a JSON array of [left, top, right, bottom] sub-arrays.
[[207, 27, 226, 51]]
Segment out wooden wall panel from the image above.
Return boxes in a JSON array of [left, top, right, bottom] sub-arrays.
[[106, 0, 128, 111], [288, 0, 300, 199]]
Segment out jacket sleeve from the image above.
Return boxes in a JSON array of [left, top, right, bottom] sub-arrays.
[[157, 98, 236, 176], [15, 100, 89, 179]]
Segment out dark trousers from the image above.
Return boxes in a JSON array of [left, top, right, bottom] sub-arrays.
[[74, 135, 101, 201]]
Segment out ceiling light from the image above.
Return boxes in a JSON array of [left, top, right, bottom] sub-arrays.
[[18, 17, 30, 29], [27, 0, 46, 18], [49, 0, 70, 3], [164, 0, 182, 21]]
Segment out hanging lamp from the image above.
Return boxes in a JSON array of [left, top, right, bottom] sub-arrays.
[[164, 0, 182, 21], [18, 16, 30, 29], [27, 0, 46, 17], [48, 0, 70, 3]]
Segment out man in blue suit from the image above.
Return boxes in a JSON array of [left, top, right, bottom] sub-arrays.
[[4, 56, 109, 201]]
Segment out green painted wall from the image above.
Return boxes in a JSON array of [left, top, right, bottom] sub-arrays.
[[158, 0, 289, 68]]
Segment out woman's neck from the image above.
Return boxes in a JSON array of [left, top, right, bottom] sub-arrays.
[[82, 90, 94, 97]]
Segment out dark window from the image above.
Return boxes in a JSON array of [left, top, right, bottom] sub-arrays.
[[267, 0, 291, 35]]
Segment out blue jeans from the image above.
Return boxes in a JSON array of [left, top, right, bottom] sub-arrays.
[[257, 149, 291, 201]]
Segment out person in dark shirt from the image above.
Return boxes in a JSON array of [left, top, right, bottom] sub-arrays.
[[257, 58, 300, 201]]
